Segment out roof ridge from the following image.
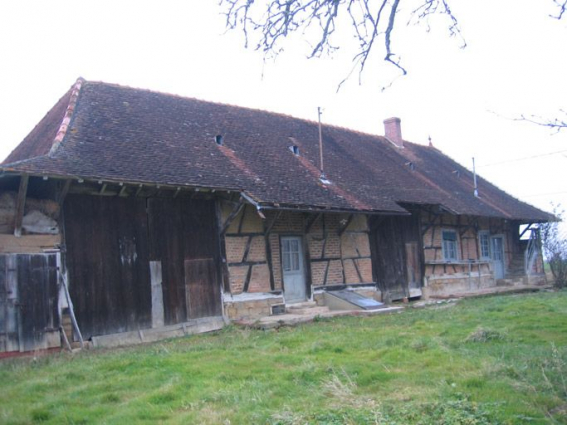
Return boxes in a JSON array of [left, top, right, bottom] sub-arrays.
[[48, 77, 84, 157]]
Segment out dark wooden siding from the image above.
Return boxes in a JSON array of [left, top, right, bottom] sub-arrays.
[[65, 195, 222, 338], [370, 214, 422, 299], [147, 198, 222, 324], [65, 195, 152, 339], [0, 254, 59, 353]]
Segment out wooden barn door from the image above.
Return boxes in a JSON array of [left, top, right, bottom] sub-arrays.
[[0, 255, 19, 352], [147, 198, 222, 325], [0, 254, 59, 353], [65, 195, 152, 339], [370, 214, 423, 300]]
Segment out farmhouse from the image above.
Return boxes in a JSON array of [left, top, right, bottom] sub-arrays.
[[0, 79, 552, 353]]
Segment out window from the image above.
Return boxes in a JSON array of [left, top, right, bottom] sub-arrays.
[[442, 230, 458, 261], [479, 231, 490, 259], [282, 238, 301, 272]]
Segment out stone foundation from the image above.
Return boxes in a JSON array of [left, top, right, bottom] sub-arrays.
[[423, 273, 496, 298], [223, 293, 285, 320]]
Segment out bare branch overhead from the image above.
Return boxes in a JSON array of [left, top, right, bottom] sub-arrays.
[[220, 0, 464, 84]]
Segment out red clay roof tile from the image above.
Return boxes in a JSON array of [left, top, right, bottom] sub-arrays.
[[0, 79, 553, 221]]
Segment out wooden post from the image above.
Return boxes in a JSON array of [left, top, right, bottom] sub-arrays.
[[14, 175, 29, 237], [58, 179, 72, 205]]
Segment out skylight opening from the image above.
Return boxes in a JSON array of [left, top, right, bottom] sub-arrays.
[[289, 145, 300, 156], [215, 135, 223, 146]]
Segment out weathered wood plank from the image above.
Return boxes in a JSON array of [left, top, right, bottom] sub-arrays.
[[0, 235, 61, 254], [150, 261, 164, 328]]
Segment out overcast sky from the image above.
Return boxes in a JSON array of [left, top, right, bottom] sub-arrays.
[[1, 1, 565, 220]]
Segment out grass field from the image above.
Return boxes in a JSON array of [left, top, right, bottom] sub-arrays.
[[1, 291, 566, 424]]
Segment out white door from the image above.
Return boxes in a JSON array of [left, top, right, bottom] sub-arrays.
[[491, 236, 505, 279], [281, 236, 307, 304]]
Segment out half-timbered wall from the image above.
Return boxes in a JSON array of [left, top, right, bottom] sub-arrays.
[[221, 203, 374, 318], [418, 209, 545, 296]]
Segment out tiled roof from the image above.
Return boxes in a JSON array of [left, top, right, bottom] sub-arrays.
[[1, 79, 553, 221]]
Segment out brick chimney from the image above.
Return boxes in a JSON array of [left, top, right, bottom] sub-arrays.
[[384, 117, 403, 148]]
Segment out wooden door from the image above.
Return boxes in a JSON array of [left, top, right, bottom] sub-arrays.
[[405, 241, 422, 293], [185, 259, 221, 319], [370, 214, 423, 300], [147, 198, 187, 325], [65, 195, 152, 339], [0, 254, 58, 353], [17, 254, 59, 352], [281, 236, 307, 304], [147, 198, 222, 324], [491, 236, 505, 279]]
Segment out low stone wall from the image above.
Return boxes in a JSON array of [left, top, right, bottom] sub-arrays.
[[223, 293, 285, 320], [423, 273, 495, 298]]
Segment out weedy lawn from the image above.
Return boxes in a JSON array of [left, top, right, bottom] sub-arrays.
[[1, 291, 566, 424]]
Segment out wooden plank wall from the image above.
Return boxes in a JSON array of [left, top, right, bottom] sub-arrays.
[[148, 198, 221, 324], [65, 195, 222, 339], [65, 195, 152, 339]]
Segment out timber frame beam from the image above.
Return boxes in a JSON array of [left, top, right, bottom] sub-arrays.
[[58, 179, 72, 205], [337, 214, 354, 236], [221, 199, 245, 235], [304, 212, 322, 234], [13, 174, 29, 237]]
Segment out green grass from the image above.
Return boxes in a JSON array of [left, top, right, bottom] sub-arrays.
[[1, 291, 567, 424]]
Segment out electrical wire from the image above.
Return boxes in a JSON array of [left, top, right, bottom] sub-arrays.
[[477, 149, 567, 168]]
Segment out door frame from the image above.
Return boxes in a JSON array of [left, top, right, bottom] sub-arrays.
[[279, 235, 309, 304], [490, 234, 506, 279]]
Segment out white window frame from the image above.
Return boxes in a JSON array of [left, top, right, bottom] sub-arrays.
[[478, 231, 491, 260], [442, 229, 459, 262]]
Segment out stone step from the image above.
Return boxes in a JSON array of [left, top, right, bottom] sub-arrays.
[[286, 305, 330, 315], [286, 301, 316, 309]]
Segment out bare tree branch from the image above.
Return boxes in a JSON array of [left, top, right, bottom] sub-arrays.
[[220, 0, 563, 89], [551, 0, 567, 19], [220, 0, 463, 84], [519, 110, 567, 133]]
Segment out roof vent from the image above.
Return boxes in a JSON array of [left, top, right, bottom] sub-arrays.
[[319, 173, 331, 185], [405, 161, 415, 171], [215, 135, 223, 146], [384, 117, 403, 148], [289, 145, 300, 156]]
